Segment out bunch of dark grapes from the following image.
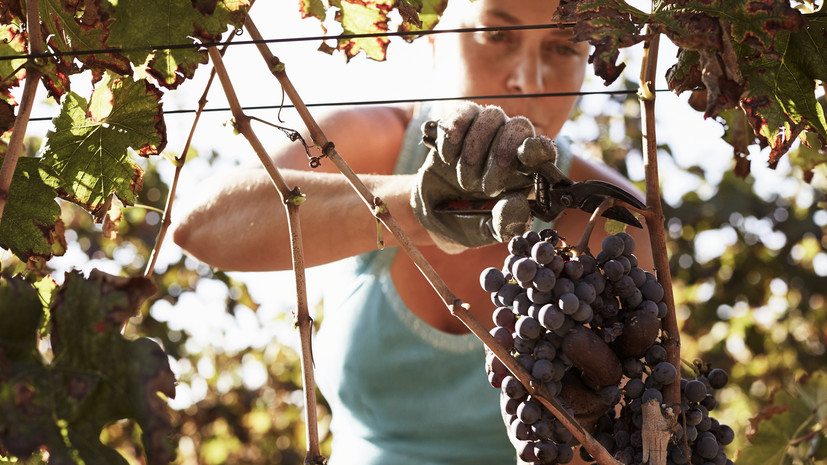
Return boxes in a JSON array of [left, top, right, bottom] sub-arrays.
[[481, 228, 733, 465]]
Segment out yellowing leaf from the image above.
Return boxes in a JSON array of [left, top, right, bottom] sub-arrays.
[[40, 75, 167, 220]]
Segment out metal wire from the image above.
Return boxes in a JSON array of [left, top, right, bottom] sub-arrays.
[[26, 89, 669, 122], [0, 23, 576, 62]]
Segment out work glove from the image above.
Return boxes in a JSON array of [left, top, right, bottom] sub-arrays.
[[411, 102, 560, 253]]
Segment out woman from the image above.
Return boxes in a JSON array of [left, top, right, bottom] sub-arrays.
[[173, 0, 651, 463]]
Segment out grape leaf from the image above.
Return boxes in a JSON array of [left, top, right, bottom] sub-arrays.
[[299, 0, 327, 21], [330, 0, 394, 61], [38, 0, 131, 76], [738, 372, 827, 465], [105, 0, 250, 89], [397, 0, 448, 40], [553, 0, 647, 85], [0, 24, 26, 103], [40, 74, 166, 220], [739, 17, 827, 167], [0, 157, 65, 261], [0, 270, 175, 465]]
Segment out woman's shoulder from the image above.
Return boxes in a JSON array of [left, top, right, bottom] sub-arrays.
[[314, 104, 414, 174]]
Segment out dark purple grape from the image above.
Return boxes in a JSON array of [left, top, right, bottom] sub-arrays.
[[578, 254, 597, 275], [496, 282, 522, 307], [696, 432, 720, 459], [603, 259, 624, 281], [563, 260, 583, 280], [707, 368, 729, 389], [527, 287, 552, 305], [558, 293, 579, 315], [510, 418, 533, 440], [493, 306, 516, 328], [685, 407, 703, 426], [602, 235, 625, 258], [623, 288, 643, 309], [480, 267, 506, 292], [715, 424, 734, 445], [555, 444, 574, 464], [534, 440, 558, 463], [640, 279, 665, 302], [539, 228, 558, 242], [614, 429, 630, 448], [513, 257, 538, 283], [531, 241, 556, 265], [532, 359, 555, 383], [548, 255, 565, 276], [531, 419, 554, 440], [651, 361, 678, 385], [637, 299, 659, 317], [616, 231, 636, 254], [502, 375, 528, 399], [583, 272, 605, 294], [489, 326, 513, 349], [684, 379, 708, 403], [513, 334, 536, 354], [532, 267, 557, 293], [670, 444, 689, 465], [574, 282, 596, 303], [642, 388, 664, 404], [657, 301, 668, 318], [645, 344, 668, 366], [702, 393, 718, 410], [504, 254, 521, 273], [614, 275, 637, 298], [627, 253, 638, 267], [517, 399, 542, 425], [533, 340, 557, 360], [628, 266, 647, 287], [571, 302, 594, 323], [518, 440, 538, 462], [527, 304, 543, 320], [616, 255, 632, 274], [504, 397, 522, 415], [516, 316, 542, 340], [515, 353, 535, 372], [685, 424, 698, 442], [538, 304, 565, 330], [552, 277, 574, 297], [513, 292, 531, 316], [624, 378, 645, 399], [523, 230, 541, 246], [508, 236, 530, 256]]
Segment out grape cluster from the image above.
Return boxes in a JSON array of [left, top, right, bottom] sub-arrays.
[[481, 228, 733, 465]]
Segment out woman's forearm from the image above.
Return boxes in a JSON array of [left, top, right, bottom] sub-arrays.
[[172, 167, 430, 271]]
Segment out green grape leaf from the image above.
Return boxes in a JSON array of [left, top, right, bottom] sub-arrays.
[[40, 74, 166, 220], [0, 271, 175, 465], [330, 0, 394, 61], [553, 0, 647, 85], [739, 17, 827, 167], [397, 0, 448, 40], [0, 157, 65, 261], [106, 0, 251, 89], [38, 0, 131, 76], [299, 0, 327, 21], [0, 24, 27, 103], [738, 372, 827, 465]]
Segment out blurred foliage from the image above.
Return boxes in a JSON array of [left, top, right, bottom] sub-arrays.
[[1, 153, 331, 465], [571, 85, 827, 462]]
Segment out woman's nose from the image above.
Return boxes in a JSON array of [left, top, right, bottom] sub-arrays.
[[506, 52, 544, 94]]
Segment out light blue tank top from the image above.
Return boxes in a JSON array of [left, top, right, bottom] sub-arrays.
[[314, 104, 571, 465]]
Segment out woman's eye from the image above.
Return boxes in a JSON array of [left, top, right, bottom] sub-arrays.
[[546, 42, 581, 57], [475, 30, 513, 45]]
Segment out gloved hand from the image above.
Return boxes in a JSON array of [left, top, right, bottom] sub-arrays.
[[410, 102, 559, 253]]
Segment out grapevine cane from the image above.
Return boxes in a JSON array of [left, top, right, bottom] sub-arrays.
[[144, 37, 235, 277], [243, 16, 622, 465], [0, 0, 42, 227], [206, 47, 325, 465], [639, 27, 683, 464]]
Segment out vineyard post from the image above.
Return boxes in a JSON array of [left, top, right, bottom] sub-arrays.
[[242, 17, 623, 465], [638, 28, 682, 410], [0, 0, 42, 226], [205, 46, 325, 464]]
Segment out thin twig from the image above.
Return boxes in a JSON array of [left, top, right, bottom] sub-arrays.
[[639, 27, 682, 410], [244, 15, 622, 465], [0, 0, 43, 227], [144, 36, 236, 277], [206, 46, 324, 463], [573, 197, 616, 255]]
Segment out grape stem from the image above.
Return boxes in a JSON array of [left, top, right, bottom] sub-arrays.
[[0, 0, 43, 228], [573, 197, 616, 256], [206, 44, 325, 465], [243, 15, 622, 465]]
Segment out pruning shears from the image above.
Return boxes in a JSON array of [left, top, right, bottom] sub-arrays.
[[424, 121, 646, 228]]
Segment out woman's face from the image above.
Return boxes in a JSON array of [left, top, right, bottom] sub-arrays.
[[431, 0, 589, 138]]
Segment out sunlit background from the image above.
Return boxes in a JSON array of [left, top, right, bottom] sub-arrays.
[[7, 0, 826, 463]]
